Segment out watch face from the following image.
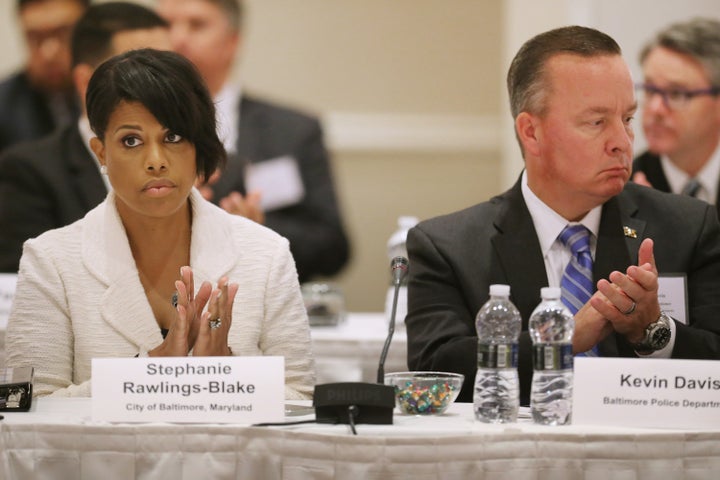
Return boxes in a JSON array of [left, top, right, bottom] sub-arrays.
[[649, 325, 672, 349]]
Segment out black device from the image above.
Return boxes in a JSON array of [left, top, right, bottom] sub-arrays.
[[0, 366, 34, 411], [312, 256, 409, 427]]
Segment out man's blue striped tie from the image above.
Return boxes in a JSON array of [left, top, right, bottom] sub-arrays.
[[558, 224, 599, 356]]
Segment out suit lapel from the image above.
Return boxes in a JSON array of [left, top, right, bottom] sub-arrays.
[[64, 126, 107, 210], [492, 183, 645, 356], [237, 96, 264, 160], [82, 194, 164, 350], [595, 192, 645, 356], [491, 180, 548, 322], [595, 195, 637, 281], [187, 190, 241, 283], [82, 190, 241, 350], [636, 152, 672, 192]]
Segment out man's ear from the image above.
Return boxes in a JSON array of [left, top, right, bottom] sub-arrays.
[[515, 112, 542, 157]]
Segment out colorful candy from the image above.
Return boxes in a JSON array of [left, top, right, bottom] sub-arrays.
[[392, 378, 459, 415]]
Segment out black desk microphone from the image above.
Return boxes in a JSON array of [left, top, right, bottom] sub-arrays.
[[313, 257, 409, 427]]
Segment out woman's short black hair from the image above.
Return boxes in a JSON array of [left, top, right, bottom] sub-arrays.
[[86, 48, 225, 180]]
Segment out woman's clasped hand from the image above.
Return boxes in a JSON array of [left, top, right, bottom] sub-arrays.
[[150, 266, 239, 357]]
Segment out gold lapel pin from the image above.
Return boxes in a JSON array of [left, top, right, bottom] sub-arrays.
[[623, 226, 637, 238]]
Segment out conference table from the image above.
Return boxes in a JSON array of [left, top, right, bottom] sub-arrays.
[[2, 397, 719, 479], [0, 312, 406, 381]]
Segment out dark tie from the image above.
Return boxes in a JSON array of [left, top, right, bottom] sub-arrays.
[[681, 178, 701, 197], [558, 224, 599, 356]]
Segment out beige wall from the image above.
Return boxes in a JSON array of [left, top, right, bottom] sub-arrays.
[[240, 0, 505, 311], [4, 1, 715, 312], [0, 0, 505, 313]]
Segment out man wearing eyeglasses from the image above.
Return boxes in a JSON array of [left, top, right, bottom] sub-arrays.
[[632, 18, 720, 214], [0, 0, 89, 154]]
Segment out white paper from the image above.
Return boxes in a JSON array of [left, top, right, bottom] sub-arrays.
[[573, 357, 720, 429], [246, 155, 305, 211], [657, 275, 688, 324], [92, 356, 285, 424], [0, 273, 18, 330]]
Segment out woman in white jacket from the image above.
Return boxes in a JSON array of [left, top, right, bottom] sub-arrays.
[[6, 48, 315, 399]]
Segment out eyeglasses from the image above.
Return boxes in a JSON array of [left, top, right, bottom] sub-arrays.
[[24, 25, 75, 50], [635, 83, 720, 110]]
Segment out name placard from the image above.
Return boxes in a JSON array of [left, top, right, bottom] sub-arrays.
[[573, 357, 720, 429], [658, 274, 688, 324], [92, 356, 284, 424]]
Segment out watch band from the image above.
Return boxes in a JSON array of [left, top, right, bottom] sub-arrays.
[[633, 311, 672, 354]]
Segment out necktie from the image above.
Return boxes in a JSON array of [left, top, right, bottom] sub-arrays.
[[558, 224, 599, 356], [681, 178, 701, 198]]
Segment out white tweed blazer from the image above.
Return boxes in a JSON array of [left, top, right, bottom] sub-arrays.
[[6, 188, 315, 399]]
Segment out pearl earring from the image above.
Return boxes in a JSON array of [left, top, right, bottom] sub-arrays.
[[100, 165, 107, 175]]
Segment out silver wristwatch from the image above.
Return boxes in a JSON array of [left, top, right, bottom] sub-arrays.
[[633, 311, 672, 353]]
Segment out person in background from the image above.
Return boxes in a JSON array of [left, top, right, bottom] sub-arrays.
[[405, 26, 720, 406], [632, 18, 720, 215], [5, 48, 315, 399], [156, 0, 349, 283], [0, 1, 171, 273], [0, 0, 88, 153]]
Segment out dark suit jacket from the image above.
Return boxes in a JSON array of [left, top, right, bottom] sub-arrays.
[[406, 178, 720, 406], [211, 95, 349, 283], [0, 124, 106, 272], [0, 72, 77, 154], [633, 150, 720, 217]]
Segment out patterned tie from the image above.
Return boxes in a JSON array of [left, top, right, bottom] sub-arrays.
[[681, 178, 701, 198], [558, 224, 599, 356]]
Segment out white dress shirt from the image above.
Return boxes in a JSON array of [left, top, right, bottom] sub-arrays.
[[519, 170, 675, 357], [214, 82, 241, 154], [660, 143, 720, 204], [520, 170, 601, 287]]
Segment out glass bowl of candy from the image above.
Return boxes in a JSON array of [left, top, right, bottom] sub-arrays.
[[384, 371, 464, 415]]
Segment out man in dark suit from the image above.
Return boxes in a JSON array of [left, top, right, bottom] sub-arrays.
[[632, 18, 720, 215], [0, 2, 172, 272], [157, 0, 349, 283], [406, 26, 720, 406], [0, 0, 88, 154]]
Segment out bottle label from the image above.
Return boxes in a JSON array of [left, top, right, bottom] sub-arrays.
[[532, 344, 573, 371], [477, 343, 518, 369]]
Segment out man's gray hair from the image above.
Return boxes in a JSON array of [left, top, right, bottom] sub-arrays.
[[640, 17, 720, 87], [208, 0, 244, 32]]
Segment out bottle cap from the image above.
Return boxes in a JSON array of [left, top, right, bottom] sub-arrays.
[[540, 286, 561, 300], [398, 216, 419, 229], [489, 284, 510, 297], [387, 216, 420, 253]]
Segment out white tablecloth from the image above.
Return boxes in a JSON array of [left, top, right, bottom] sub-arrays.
[[2, 398, 719, 479], [0, 313, 404, 382], [311, 312, 408, 384]]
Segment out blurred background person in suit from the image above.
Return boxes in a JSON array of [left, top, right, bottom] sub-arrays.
[[632, 18, 720, 214], [0, 1, 171, 272], [157, 0, 350, 283], [0, 0, 88, 154]]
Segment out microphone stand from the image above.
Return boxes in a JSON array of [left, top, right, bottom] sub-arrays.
[[377, 256, 407, 383], [313, 256, 408, 428]]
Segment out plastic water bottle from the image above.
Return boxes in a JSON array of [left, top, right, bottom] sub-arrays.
[[473, 284, 521, 423], [384, 216, 419, 327], [529, 286, 575, 425]]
